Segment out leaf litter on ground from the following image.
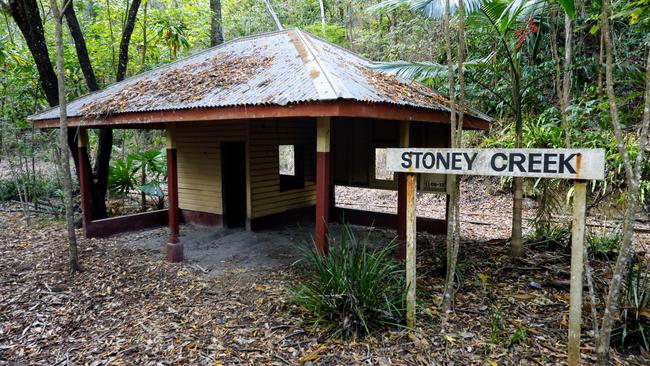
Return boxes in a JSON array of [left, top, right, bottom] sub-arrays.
[[1, 178, 648, 365]]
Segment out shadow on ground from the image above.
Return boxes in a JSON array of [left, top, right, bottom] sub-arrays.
[[118, 222, 401, 278], [120, 223, 315, 276]]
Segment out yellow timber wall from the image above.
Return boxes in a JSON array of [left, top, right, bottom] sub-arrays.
[[249, 119, 317, 219], [173, 119, 317, 221], [175, 121, 247, 215]]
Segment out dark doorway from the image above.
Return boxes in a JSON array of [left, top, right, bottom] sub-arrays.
[[221, 142, 247, 228]]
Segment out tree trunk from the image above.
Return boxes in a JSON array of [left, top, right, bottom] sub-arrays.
[[7, 0, 58, 106], [50, 0, 81, 272], [8, 0, 115, 220], [210, 0, 224, 46], [140, 0, 148, 70], [441, 0, 465, 314], [116, 0, 141, 81], [510, 70, 524, 257], [597, 4, 605, 99], [263, 0, 283, 31], [596, 1, 650, 361], [561, 13, 573, 147], [64, 0, 99, 92], [549, 10, 572, 147], [140, 164, 146, 212]]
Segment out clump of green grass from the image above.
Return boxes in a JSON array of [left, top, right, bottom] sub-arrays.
[[525, 221, 571, 250], [587, 229, 621, 259], [489, 305, 529, 347], [293, 223, 406, 340]]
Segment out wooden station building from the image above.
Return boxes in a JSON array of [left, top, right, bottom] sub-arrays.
[[30, 29, 491, 262]]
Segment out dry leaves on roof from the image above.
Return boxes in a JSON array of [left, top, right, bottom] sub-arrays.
[[80, 53, 275, 117], [359, 66, 451, 108]]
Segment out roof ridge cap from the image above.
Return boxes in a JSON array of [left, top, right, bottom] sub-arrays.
[[291, 29, 341, 99]]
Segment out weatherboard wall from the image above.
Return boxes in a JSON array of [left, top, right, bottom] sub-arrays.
[[175, 121, 247, 215], [249, 119, 317, 219]]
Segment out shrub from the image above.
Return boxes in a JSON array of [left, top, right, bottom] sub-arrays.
[[294, 224, 406, 339], [0, 174, 61, 202], [613, 259, 650, 353]]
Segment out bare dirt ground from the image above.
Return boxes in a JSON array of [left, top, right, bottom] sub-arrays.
[[1, 179, 649, 365]]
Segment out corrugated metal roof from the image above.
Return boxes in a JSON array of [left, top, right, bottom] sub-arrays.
[[30, 29, 491, 122]]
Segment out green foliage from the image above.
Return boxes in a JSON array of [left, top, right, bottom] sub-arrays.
[[525, 220, 571, 250], [489, 305, 505, 344], [304, 23, 348, 44], [484, 98, 650, 209], [587, 228, 622, 259], [153, 15, 192, 59], [108, 148, 167, 198], [293, 223, 406, 339], [108, 156, 138, 196], [613, 259, 650, 353], [488, 305, 529, 346], [133, 148, 167, 198], [0, 174, 61, 202]]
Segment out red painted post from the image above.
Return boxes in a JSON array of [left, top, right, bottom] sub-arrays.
[[396, 121, 410, 260], [77, 128, 92, 236], [166, 127, 183, 262], [315, 117, 331, 255]]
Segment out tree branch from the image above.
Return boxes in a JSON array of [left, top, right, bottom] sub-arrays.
[[59, 0, 72, 17]]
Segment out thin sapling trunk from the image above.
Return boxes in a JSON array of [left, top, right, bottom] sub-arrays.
[[50, 0, 81, 272], [441, 0, 465, 315], [596, 1, 650, 362]]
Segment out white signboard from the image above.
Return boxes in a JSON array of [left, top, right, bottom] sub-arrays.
[[386, 148, 605, 180]]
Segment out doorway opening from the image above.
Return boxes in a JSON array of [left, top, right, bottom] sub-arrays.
[[221, 142, 247, 228]]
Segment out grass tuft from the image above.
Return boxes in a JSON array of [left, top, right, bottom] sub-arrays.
[[293, 223, 406, 340]]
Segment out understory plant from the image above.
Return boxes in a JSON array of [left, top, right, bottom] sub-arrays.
[[294, 223, 406, 340], [525, 220, 571, 251], [613, 258, 650, 353], [0, 174, 60, 203], [108, 148, 167, 210], [588, 228, 622, 259]]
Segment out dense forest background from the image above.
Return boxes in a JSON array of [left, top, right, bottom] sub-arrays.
[[1, 0, 647, 119]]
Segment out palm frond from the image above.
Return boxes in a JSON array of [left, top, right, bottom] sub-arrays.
[[371, 0, 486, 18], [372, 51, 496, 81], [373, 60, 449, 82], [369, 0, 411, 12]]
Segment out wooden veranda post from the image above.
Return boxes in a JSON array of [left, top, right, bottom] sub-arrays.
[[568, 180, 587, 366], [405, 172, 417, 328], [166, 126, 183, 262], [77, 128, 92, 233], [396, 121, 410, 260], [315, 117, 331, 255]]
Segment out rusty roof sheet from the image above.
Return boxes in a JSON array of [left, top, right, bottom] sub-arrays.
[[30, 29, 491, 122]]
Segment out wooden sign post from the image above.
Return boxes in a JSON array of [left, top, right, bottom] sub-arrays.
[[569, 180, 587, 365], [386, 148, 605, 365], [405, 172, 417, 328]]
